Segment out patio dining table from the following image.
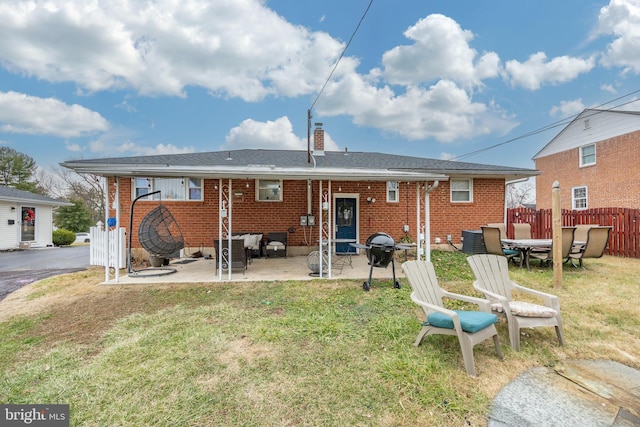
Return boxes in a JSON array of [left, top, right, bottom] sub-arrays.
[[502, 239, 551, 269], [502, 238, 585, 270]]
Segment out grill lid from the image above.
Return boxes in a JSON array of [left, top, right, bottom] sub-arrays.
[[365, 232, 395, 267]]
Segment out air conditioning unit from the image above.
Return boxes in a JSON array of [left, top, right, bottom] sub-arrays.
[[461, 230, 486, 255]]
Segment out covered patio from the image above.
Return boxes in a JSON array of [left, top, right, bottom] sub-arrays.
[[112, 252, 408, 285]]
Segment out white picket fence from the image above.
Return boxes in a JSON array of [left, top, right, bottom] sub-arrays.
[[90, 227, 127, 268]]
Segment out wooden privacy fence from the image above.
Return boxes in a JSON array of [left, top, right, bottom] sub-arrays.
[[507, 207, 640, 259]]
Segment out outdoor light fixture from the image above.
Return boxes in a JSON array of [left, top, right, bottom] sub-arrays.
[[10, 206, 16, 211], [367, 197, 376, 204]]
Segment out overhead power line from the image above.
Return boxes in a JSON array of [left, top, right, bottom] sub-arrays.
[[308, 0, 374, 162], [453, 89, 640, 162], [309, 0, 374, 111]]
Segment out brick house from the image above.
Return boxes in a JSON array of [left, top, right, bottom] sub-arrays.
[[534, 109, 640, 210], [61, 124, 537, 262]]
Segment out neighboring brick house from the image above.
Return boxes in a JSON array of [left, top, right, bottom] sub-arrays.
[[61, 124, 537, 258], [534, 109, 640, 210]]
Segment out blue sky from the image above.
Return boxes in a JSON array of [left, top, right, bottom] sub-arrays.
[[1, 0, 639, 173]]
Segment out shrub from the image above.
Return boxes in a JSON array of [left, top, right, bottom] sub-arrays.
[[52, 229, 76, 246]]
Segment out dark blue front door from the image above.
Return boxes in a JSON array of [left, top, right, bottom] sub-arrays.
[[335, 197, 357, 253]]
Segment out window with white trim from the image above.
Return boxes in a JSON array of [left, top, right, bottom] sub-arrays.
[[450, 179, 473, 202], [580, 144, 596, 167], [572, 186, 588, 210], [386, 181, 399, 202], [134, 178, 151, 199], [132, 177, 203, 201], [257, 179, 282, 201]]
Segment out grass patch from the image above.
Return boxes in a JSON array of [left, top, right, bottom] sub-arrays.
[[0, 251, 639, 426]]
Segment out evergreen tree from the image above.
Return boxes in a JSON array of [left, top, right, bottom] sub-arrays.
[[54, 199, 94, 233], [0, 147, 41, 193]]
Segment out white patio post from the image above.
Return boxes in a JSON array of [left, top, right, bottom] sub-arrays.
[[318, 180, 324, 278], [423, 181, 439, 262], [327, 181, 332, 278], [228, 178, 233, 281], [102, 177, 110, 283], [416, 183, 422, 260], [114, 177, 120, 282]]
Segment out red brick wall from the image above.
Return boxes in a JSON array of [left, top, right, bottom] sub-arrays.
[[113, 177, 505, 248], [535, 130, 640, 209]]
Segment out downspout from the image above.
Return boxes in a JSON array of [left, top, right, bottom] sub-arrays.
[[423, 181, 439, 262]]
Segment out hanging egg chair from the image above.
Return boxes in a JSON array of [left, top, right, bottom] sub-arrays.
[[138, 204, 184, 258]]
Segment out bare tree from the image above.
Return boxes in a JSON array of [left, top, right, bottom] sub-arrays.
[[49, 166, 106, 224], [507, 180, 535, 208]]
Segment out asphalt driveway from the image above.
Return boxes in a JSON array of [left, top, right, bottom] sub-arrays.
[[0, 246, 90, 301]]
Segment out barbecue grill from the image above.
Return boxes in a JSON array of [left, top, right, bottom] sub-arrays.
[[352, 232, 411, 291]]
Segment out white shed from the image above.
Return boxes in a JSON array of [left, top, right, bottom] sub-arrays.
[[0, 186, 72, 250]]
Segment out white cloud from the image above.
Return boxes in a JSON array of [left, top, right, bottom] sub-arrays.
[[0, 0, 343, 101], [64, 142, 82, 152], [222, 116, 339, 151], [549, 99, 586, 117], [597, 0, 640, 73], [316, 71, 515, 142], [310, 13, 516, 143], [1, 2, 606, 152], [380, 14, 500, 88], [0, 91, 109, 137], [439, 152, 457, 160], [601, 83, 617, 93], [87, 139, 195, 157], [505, 52, 595, 90]]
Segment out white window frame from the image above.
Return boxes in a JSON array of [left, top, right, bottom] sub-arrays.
[[579, 144, 596, 167], [256, 179, 282, 202], [572, 186, 588, 210], [450, 178, 473, 203], [386, 181, 399, 203], [134, 178, 151, 199], [131, 177, 203, 201]]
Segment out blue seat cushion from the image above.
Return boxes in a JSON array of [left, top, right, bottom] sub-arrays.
[[503, 249, 519, 256], [425, 311, 498, 333]]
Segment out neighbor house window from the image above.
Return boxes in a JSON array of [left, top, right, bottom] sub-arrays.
[[386, 181, 399, 202], [572, 186, 588, 210], [450, 179, 473, 202], [257, 179, 282, 201], [132, 177, 203, 201], [580, 144, 596, 167]]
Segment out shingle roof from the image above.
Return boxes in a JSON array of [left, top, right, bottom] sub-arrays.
[[0, 186, 72, 206], [61, 149, 538, 181]]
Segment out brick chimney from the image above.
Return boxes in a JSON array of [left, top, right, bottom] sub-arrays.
[[313, 122, 325, 156]]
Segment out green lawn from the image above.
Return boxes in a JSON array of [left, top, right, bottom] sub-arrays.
[[1, 251, 638, 426]]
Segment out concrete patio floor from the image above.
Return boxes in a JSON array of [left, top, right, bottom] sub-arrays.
[[110, 253, 407, 285]]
